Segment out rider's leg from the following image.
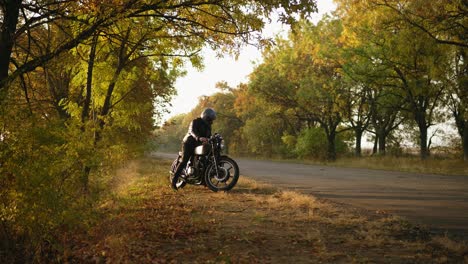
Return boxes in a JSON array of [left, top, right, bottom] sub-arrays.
[[174, 138, 196, 179]]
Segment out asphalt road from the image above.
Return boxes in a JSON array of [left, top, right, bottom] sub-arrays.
[[154, 153, 468, 238]]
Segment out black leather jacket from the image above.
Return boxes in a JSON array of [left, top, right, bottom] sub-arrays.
[[183, 117, 212, 143]]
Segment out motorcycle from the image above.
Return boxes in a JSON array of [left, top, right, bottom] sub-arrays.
[[169, 133, 240, 192]]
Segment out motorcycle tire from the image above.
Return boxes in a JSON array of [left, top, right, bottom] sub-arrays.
[[204, 156, 239, 192]]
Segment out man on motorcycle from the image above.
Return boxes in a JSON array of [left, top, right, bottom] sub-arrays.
[[172, 108, 216, 189]]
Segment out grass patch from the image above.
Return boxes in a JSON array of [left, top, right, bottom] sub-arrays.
[[255, 155, 468, 176], [330, 156, 468, 176], [62, 158, 468, 263]]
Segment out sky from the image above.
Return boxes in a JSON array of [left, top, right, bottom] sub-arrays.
[[162, 1, 337, 122]]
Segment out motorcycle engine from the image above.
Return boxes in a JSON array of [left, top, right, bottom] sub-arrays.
[[186, 166, 194, 176]]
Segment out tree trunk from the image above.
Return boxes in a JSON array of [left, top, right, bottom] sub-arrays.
[[81, 166, 92, 194], [418, 123, 429, 159], [355, 129, 363, 157], [378, 132, 386, 155], [372, 136, 378, 155], [0, 1, 20, 92], [455, 115, 467, 161], [82, 33, 99, 123], [463, 121, 468, 161], [97, 65, 123, 130], [327, 131, 337, 161]]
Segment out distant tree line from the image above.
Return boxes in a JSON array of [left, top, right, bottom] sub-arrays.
[[158, 0, 467, 161]]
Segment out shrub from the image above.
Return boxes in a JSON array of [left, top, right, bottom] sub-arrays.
[[294, 128, 349, 159], [294, 128, 328, 159]]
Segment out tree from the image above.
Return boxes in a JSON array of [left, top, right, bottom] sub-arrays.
[[336, 0, 449, 159], [1, 1, 322, 260], [446, 47, 468, 160], [369, 0, 468, 160], [368, 88, 404, 155], [156, 113, 188, 151], [367, 0, 467, 49], [232, 82, 297, 155], [343, 84, 372, 156], [248, 18, 349, 160], [0, 0, 317, 97], [340, 39, 405, 156], [340, 54, 373, 156], [289, 18, 349, 160]]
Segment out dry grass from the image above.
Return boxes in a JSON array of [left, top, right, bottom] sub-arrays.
[[62, 158, 468, 263], [293, 155, 468, 176], [432, 235, 468, 256], [257, 153, 468, 176]]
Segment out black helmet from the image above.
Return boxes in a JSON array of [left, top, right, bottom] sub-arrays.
[[201, 108, 216, 123]]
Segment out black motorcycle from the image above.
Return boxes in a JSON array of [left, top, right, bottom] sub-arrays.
[[169, 133, 240, 192]]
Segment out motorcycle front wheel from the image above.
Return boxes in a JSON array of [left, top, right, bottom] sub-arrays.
[[205, 156, 239, 192]]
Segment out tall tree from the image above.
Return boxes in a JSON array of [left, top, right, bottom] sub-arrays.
[[446, 47, 468, 160], [291, 18, 349, 160], [356, 1, 467, 159], [0, 0, 317, 98], [249, 18, 348, 160], [367, 0, 467, 49], [342, 83, 372, 156], [1, 1, 321, 259], [368, 88, 404, 155], [336, 0, 449, 159]]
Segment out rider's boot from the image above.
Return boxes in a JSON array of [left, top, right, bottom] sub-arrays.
[[171, 163, 185, 190]]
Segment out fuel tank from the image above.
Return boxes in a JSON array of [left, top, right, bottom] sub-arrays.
[[194, 144, 211, 155]]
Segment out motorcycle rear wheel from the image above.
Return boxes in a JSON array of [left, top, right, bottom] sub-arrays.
[[205, 156, 239, 192]]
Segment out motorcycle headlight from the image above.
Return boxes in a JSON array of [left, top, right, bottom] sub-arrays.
[[220, 140, 225, 150]]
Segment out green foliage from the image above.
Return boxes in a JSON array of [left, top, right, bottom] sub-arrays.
[[294, 128, 328, 159], [157, 0, 467, 162], [334, 0, 461, 159], [0, 0, 320, 261], [281, 134, 297, 150], [295, 128, 349, 159], [242, 115, 285, 157], [155, 114, 188, 152], [0, 118, 95, 261], [247, 18, 349, 160]]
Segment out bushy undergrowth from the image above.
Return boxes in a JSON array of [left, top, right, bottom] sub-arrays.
[[293, 127, 348, 159], [0, 119, 145, 263]]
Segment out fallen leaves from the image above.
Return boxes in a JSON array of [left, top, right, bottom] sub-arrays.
[[62, 159, 468, 263]]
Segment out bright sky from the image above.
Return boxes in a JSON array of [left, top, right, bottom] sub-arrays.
[[162, 1, 337, 122]]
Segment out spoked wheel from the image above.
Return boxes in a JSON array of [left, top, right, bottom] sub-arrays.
[[170, 158, 186, 190], [205, 156, 239, 192]]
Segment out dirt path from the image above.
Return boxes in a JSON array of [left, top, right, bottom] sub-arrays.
[[154, 153, 468, 239]]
